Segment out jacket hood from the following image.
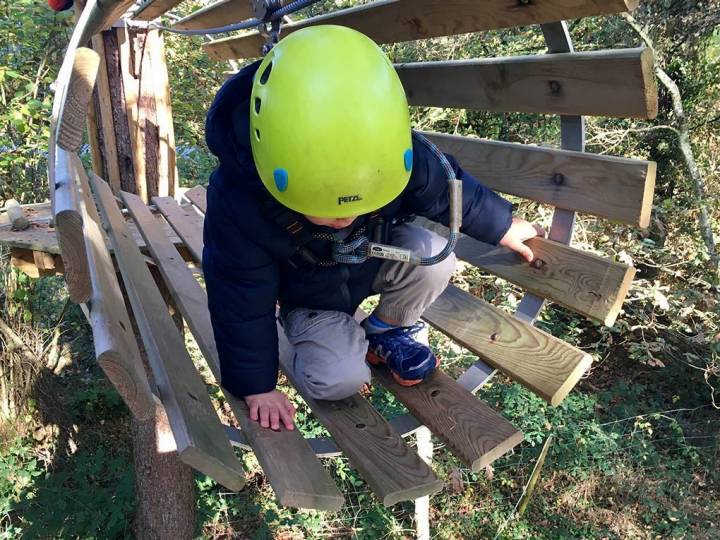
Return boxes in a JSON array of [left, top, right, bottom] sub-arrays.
[[205, 61, 262, 177]]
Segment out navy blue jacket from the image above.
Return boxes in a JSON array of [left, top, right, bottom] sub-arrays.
[[204, 61, 513, 398]]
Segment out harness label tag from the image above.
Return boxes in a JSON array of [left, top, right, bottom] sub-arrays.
[[367, 243, 412, 262]]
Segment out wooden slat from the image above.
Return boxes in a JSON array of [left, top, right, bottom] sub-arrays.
[[372, 365, 523, 472], [173, 0, 251, 30], [277, 327, 443, 506], [90, 175, 246, 491], [74, 165, 155, 421], [122, 191, 344, 511], [203, 0, 638, 60], [54, 149, 92, 304], [133, 0, 184, 21], [152, 196, 204, 263], [424, 131, 656, 227], [10, 248, 64, 279], [419, 218, 635, 327], [182, 185, 207, 213], [57, 47, 100, 152], [423, 285, 593, 406], [397, 48, 657, 119]]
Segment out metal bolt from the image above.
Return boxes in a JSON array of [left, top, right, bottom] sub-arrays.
[[517, 0, 531, 5], [552, 173, 565, 186], [549, 80, 562, 94], [532, 258, 545, 270], [490, 332, 499, 342]]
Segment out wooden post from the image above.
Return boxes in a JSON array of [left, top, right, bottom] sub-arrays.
[[81, 13, 193, 538], [86, 23, 178, 201]]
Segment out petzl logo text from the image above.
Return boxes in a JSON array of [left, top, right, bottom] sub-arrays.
[[338, 195, 363, 205]]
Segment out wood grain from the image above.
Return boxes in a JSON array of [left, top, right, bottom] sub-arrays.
[[152, 196, 204, 263], [53, 149, 92, 304], [397, 48, 658, 119], [57, 48, 100, 152], [277, 329, 443, 506], [133, 0, 184, 21], [173, 0, 252, 30], [10, 248, 64, 279], [182, 185, 207, 213], [423, 285, 593, 406], [90, 175, 246, 491], [74, 166, 155, 421], [372, 365, 523, 472], [418, 218, 636, 327], [122, 191, 343, 510], [204, 0, 638, 60], [424, 131, 656, 227]]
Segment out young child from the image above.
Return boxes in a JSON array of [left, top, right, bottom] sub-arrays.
[[203, 25, 540, 431]]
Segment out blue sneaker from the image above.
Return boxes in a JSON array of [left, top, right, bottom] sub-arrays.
[[366, 323, 439, 386]]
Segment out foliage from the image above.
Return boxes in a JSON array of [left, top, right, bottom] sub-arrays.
[[1, 0, 719, 538]]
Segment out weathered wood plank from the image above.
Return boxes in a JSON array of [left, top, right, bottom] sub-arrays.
[[424, 131, 656, 227], [90, 175, 246, 491], [74, 165, 156, 421], [372, 364, 523, 472], [418, 218, 635, 327], [133, 0, 184, 21], [173, 0, 251, 30], [54, 149, 92, 304], [204, 0, 638, 60], [10, 248, 64, 279], [57, 47, 100, 152], [152, 196, 204, 263], [182, 185, 207, 213], [278, 326, 443, 506], [122, 191, 343, 511], [397, 48, 657, 119], [423, 285, 593, 406]]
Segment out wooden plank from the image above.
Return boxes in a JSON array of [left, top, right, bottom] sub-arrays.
[[54, 149, 92, 304], [277, 329, 442, 506], [152, 196, 204, 263], [172, 0, 251, 30], [10, 248, 64, 279], [133, 0, 184, 21], [57, 47, 100, 152], [122, 191, 343, 511], [372, 365, 523, 472], [182, 185, 207, 213], [204, 0, 638, 60], [73, 165, 156, 421], [424, 131, 656, 227], [397, 48, 657, 119], [423, 285, 593, 406], [90, 174, 246, 491], [151, 31, 178, 197], [418, 218, 635, 327]]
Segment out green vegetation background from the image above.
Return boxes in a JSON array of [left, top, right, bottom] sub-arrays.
[[0, 0, 718, 538]]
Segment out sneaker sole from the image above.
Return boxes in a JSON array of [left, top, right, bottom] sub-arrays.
[[366, 350, 440, 387]]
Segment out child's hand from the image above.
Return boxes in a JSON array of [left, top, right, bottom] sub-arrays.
[[245, 389, 296, 431], [499, 217, 545, 263]]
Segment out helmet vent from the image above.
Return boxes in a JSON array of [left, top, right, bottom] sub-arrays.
[[254, 97, 261, 114], [259, 62, 272, 84], [255, 129, 261, 141]]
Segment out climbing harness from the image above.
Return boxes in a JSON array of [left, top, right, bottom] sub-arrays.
[[269, 132, 462, 268]]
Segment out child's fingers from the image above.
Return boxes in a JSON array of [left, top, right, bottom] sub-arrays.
[[259, 405, 270, 428], [249, 402, 259, 421], [280, 408, 295, 430], [286, 401, 296, 416], [514, 241, 534, 263], [269, 408, 281, 431]]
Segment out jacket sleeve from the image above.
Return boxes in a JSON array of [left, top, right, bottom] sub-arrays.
[[401, 134, 514, 245], [203, 186, 280, 398]]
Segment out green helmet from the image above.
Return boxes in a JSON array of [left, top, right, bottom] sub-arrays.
[[249, 25, 413, 218]]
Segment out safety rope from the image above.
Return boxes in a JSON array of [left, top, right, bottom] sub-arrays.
[[148, 0, 323, 36]]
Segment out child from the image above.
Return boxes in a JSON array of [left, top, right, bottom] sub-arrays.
[[203, 25, 540, 431]]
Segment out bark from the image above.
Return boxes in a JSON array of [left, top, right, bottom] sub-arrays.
[[624, 13, 718, 269]]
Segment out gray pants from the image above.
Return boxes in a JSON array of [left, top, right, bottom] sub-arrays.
[[281, 224, 456, 400]]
